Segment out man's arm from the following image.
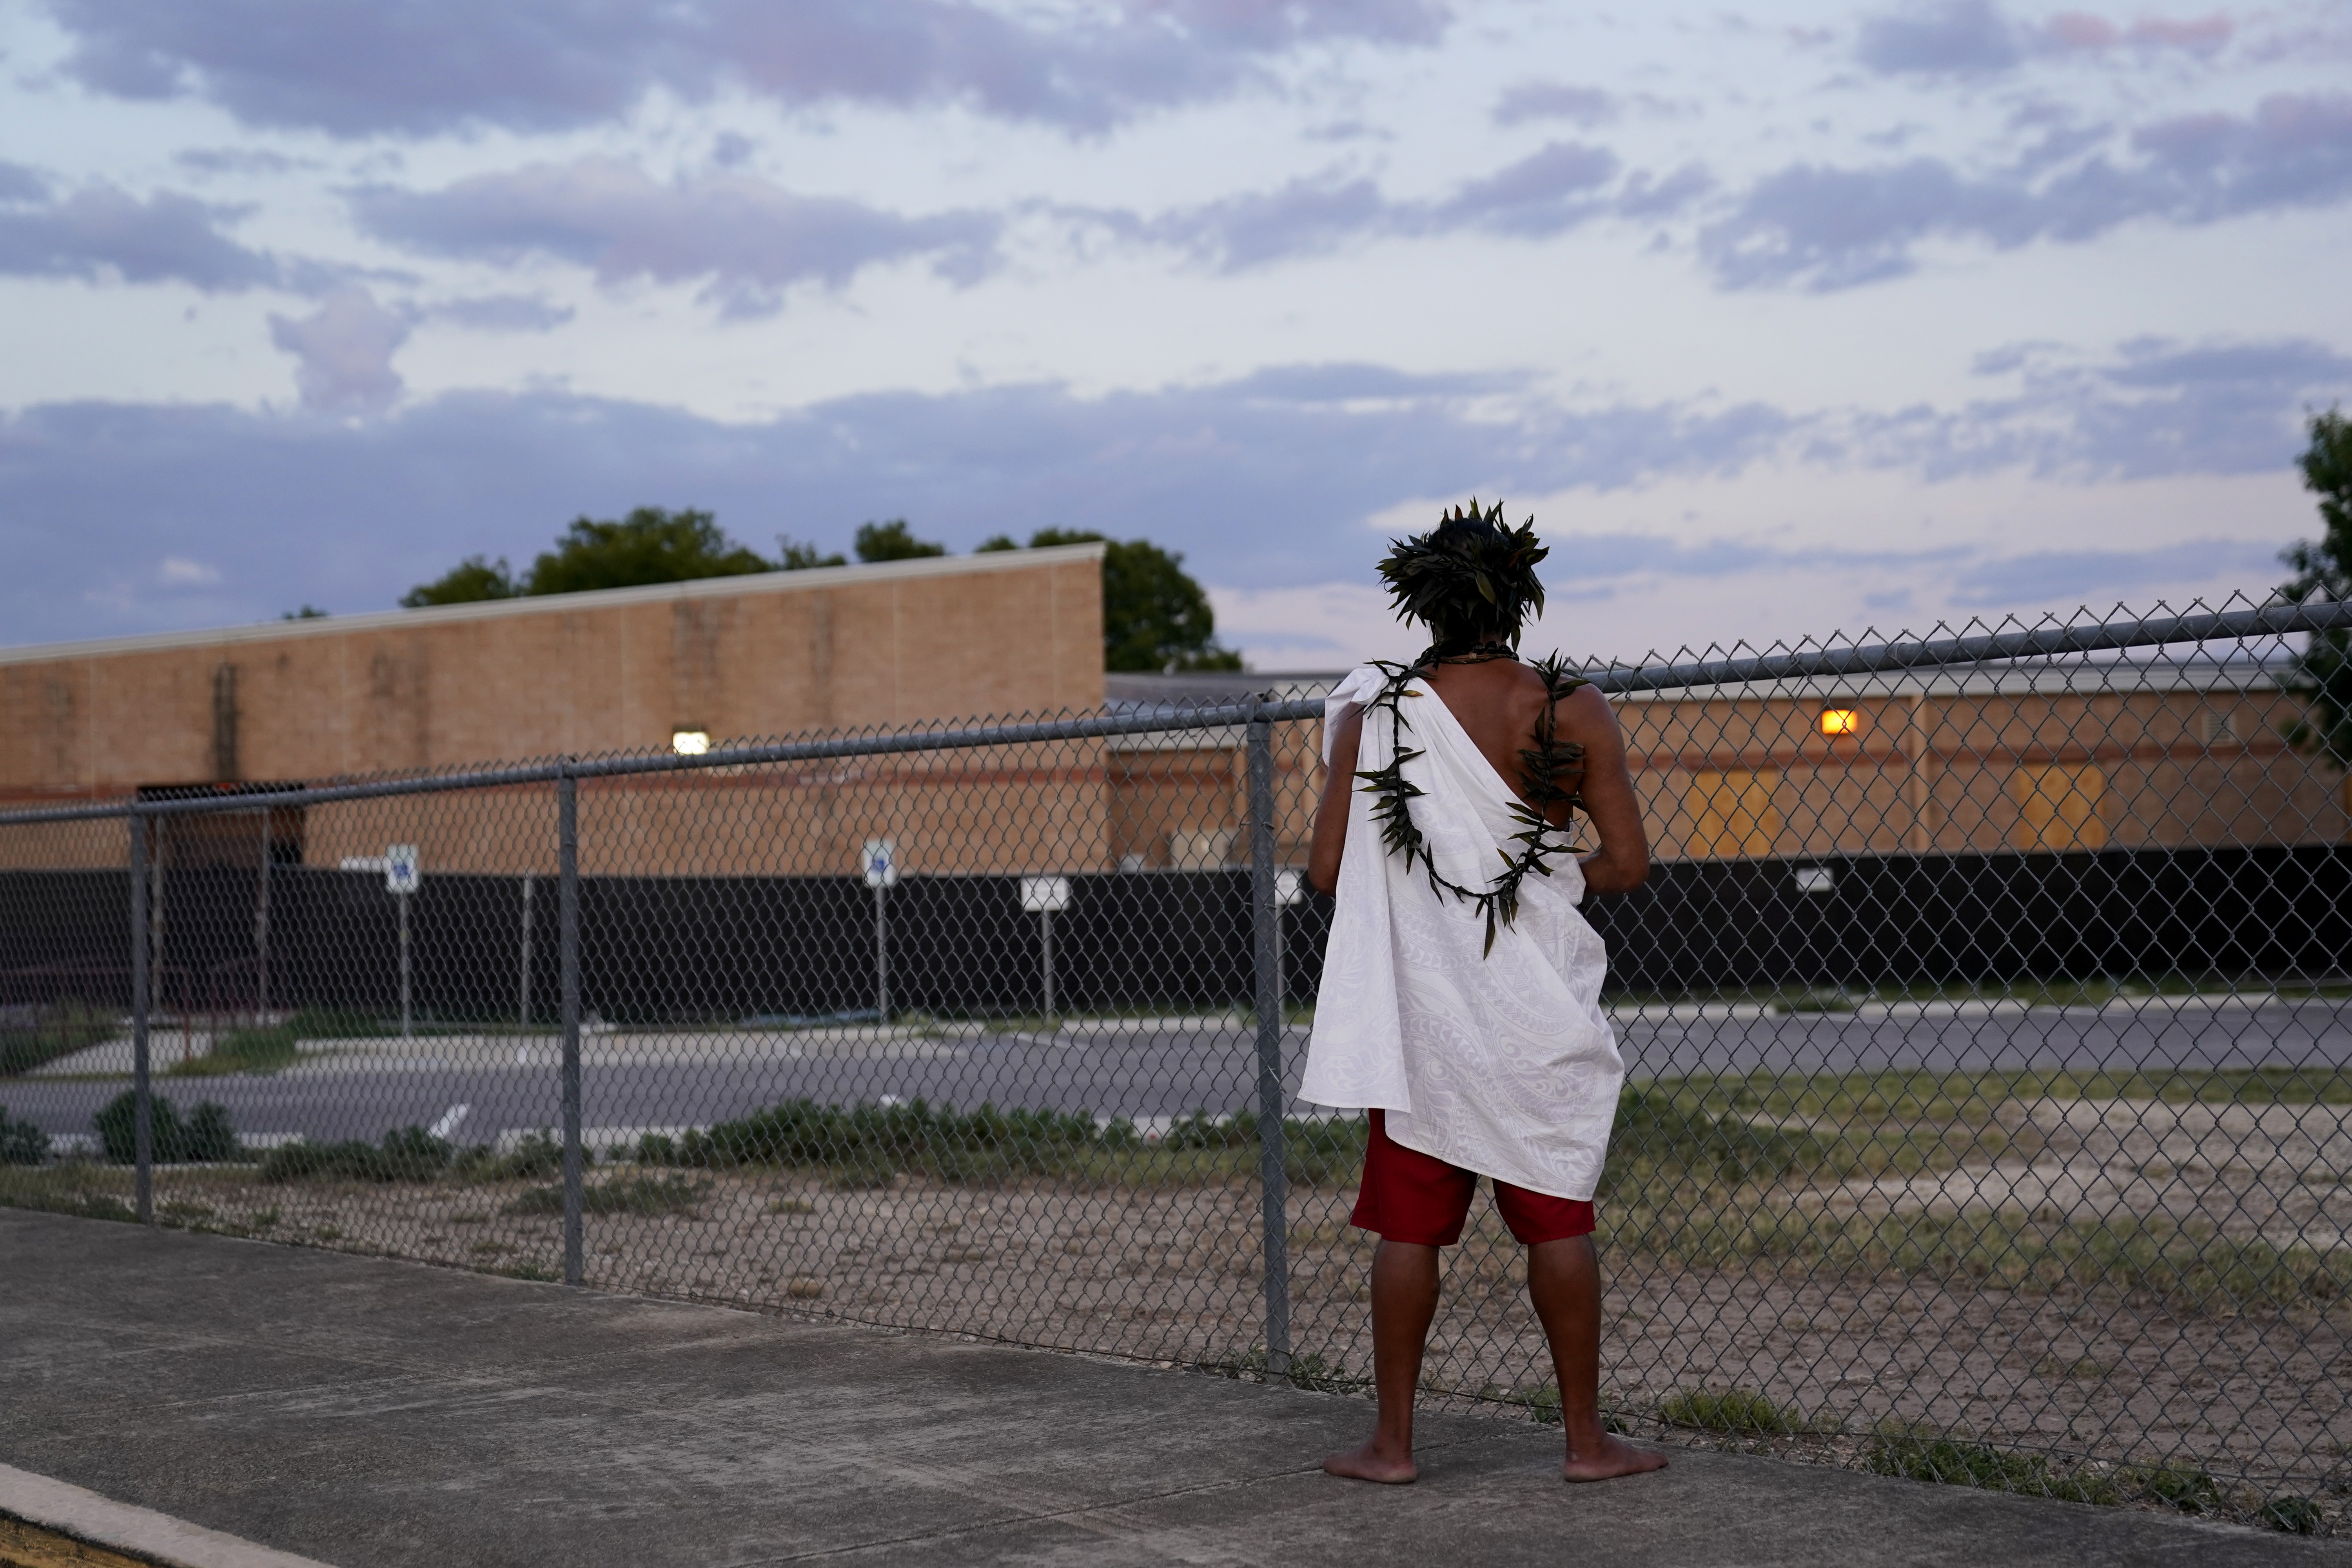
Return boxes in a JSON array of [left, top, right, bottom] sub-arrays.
[[1307, 704, 1364, 895], [1553, 684, 1649, 895]]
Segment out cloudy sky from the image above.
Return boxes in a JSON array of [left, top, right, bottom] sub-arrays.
[[0, 0, 2344, 669]]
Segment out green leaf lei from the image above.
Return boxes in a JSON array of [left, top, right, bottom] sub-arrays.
[[1355, 651, 1592, 956]]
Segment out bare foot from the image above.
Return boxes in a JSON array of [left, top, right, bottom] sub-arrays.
[[1323, 1440, 1419, 1485], [1560, 1435, 1669, 1483]]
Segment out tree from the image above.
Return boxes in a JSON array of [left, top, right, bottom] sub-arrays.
[[402, 555, 518, 607], [854, 519, 946, 562], [2281, 408, 2352, 770], [777, 536, 846, 570], [1004, 528, 1242, 672], [526, 507, 771, 595]]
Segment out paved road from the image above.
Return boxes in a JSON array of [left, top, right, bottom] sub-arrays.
[[4, 1000, 2346, 1151]]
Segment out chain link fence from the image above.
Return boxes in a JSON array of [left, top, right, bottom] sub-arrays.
[[4, 594, 2350, 1531]]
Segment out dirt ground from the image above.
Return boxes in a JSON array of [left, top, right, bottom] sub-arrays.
[[110, 1161, 2352, 1503]]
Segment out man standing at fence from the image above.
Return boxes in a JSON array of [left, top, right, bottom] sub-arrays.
[[1304, 501, 1662, 1485]]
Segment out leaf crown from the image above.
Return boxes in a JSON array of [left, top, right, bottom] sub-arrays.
[[1376, 498, 1548, 648]]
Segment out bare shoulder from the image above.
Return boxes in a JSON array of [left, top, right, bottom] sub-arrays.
[[1549, 680, 1619, 745]]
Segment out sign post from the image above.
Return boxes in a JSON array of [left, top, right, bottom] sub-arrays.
[[862, 838, 897, 1024], [386, 844, 419, 1038], [1018, 875, 1073, 1024]]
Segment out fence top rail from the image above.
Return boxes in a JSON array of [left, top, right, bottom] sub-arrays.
[[0, 597, 2343, 827]]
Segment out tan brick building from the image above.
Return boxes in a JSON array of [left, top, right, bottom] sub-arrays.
[[0, 546, 1112, 874]]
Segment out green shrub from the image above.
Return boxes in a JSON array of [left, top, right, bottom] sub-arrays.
[[93, 1091, 239, 1163], [0, 1105, 49, 1165], [260, 1126, 450, 1182]]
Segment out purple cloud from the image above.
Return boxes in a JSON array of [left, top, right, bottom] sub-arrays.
[[1426, 141, 1620, 236], [423, 294, 575, 332], [41, 0, 1453, 137], [1857, 0, 2022, 74], [268, 287, 410, 413], [0, 175, 280, 292], [1853, 335, 2352, 479], [1491, 82, 1617, 128], [1703, 92, 2352, 289], [351, 158, 1000, 315], [1139, 140, 1642, 268]]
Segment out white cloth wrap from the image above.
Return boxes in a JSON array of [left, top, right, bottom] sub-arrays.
[[1299, 664, 1623, 1201]]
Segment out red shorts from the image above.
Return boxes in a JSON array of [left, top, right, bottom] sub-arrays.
[[1349, 1110, 1595, 1247]]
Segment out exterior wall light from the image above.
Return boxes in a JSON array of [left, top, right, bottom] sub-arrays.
[[1818, 708, 1862, 737], [671, 729, 711, 755]]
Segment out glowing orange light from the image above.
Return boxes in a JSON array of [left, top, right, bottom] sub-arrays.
[[1819, 709, 1862, 737]]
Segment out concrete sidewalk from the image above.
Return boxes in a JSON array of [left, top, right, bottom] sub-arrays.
[[0, 1211, 2341, 1568]]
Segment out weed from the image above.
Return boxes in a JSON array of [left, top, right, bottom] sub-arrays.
[[93, 1092, 239, 1163], [497, 1260, 558, 1282], [1501, 1384, 1627, 1431], [0, 1105, 49, 1165], [768, 1197, 815, 1214], [504, 1174, 709, 1217], [454, 1132, 561, 1181], [261, 1127, 450, 1183], [2259, 1495, 2323, 1534], [1657, 1388, 1815, 1435], [2125, 1464, 2223, 1514]]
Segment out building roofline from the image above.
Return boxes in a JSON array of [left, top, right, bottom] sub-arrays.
[[0, 543, 1109, 667]]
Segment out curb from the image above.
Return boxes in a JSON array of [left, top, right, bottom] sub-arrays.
[[0, 1464, 333, 1568]]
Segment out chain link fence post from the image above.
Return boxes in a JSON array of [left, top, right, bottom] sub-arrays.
[[1247, 696, 1292, 1378], [128, 810, 153, 1226], [558, 763, 584, 1286]]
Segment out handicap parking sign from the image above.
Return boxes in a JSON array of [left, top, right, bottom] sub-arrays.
[[385, 844, 420, 895], [862, 838, 898, 889]]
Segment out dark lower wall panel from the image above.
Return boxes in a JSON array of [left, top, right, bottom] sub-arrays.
[[2, 845, 2345, 1023]]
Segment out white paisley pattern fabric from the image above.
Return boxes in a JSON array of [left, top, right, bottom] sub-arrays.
[[1299, 664, 1624, 1201]]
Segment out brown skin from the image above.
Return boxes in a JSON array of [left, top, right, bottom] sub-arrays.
[[1310, 653, 1664, 1485]]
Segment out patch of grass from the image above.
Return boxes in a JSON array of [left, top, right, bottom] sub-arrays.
[[1634, 1201, 2352, 1317], [1865, 1427, 2118, 1504], [171, 1008, 388, 1077], [504, 1174, 710, 1216], [0, 1105, 49, 1165], [0, 1164, 138, 1223], [93, 1091, 239, 1163], [1657, 1388, 1818, 1435], [1601, 1086, 1851, 1195], [496, 1260, 558, 1282], [260, 1125, 450, 1183], [0, 999, 116, 1076]]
